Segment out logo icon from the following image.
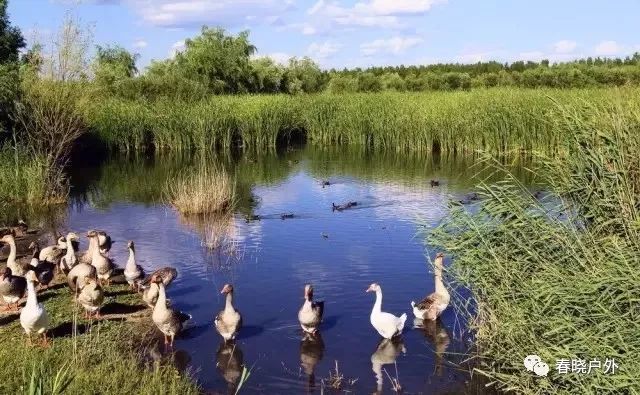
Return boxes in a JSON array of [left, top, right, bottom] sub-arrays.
[[524, 355, 549, 377]]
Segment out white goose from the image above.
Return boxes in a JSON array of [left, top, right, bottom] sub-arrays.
[[59, 232, 79, 274], [366, 283, 406, 339], [411, 253, 450, 321], [20, 271, 50, 346], [123, 241, 144, 290]]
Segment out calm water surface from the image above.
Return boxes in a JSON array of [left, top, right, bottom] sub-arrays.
[[57, 147, 532, 394]]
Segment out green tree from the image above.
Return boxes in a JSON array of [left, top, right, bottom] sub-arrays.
[[283, 57, 323, 94], [357, 72, 382, 92], [250, 57, 284, 93], [175, 27, 256, 93], [326, 75, 358, 93], [93, 45, 138, 87], [0, 0, 24, 63]]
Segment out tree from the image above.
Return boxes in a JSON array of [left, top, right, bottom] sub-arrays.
[[93, 45, 138, 86], [283, 57, 323, 94], [175, 27, 256, 93], [40, 13, 94, 81], [250, 57, 284, 93], [0, 0, 24, 64]]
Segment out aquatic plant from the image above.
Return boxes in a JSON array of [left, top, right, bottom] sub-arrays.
[[82, 87, 640, 155], [428, 101, 640, 393], [166, 161, 236, 215]]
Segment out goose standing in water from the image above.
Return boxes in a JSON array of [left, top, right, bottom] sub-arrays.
[[411, 253, 450, 321], [0, 267, 26, 311], [76, 276, 104, 319], [88, 231, 115, 286], [366, 283, 406, 339], [1, 232, 30, 277], [123, 241, 144, 291], [215, 284, 242, 342], [151, 275, 191, 349], [20, 271, 50, 345], [298, 284, 324, 334]]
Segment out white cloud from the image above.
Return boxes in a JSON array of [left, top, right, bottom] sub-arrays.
[[518, 51, 545, 61], [368, 0, 447, 15], [169, 40, 185, 57], [553, 40, 576, 54], [133, 0, 294, 28], [252, 52, 291, 65], [594, 40, 623, 56], [133, 39, 148, 49], [307, 41, 341, 59], [361, 36, 423, 56], [307, 0, 402, 29]]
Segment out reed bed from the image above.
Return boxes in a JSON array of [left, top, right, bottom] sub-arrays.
[[82, 88, 640, 154], [166, 162, 236, 215], [428, 101, 640, 393]]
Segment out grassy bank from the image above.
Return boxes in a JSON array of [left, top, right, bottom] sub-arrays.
[[429, 101, 640, 393], [0, 275, 198, 394], [82, 87, 640, 153]]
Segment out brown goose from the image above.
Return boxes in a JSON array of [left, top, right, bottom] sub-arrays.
[[298, 284, 324, 334], [142, 281, 160, 308], [38, 236, 66, 264], [151, 275, 191, 348], [76, 276, 104, 319], [411, 253, 450, 321], [1, 232, 30, 277], [88, 232, 115, 286], [80, 230, 112, 263], [141, 267, 178, 288], [0, 267, 27, 311], [300, 332, 324, 392], [215, 284, 242, 342], [67, 261, 97, 294]]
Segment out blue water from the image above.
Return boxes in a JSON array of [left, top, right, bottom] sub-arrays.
[[61, 149, 520, 394]]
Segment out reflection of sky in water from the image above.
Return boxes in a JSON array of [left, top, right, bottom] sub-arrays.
[[59, 152, 526, 394]]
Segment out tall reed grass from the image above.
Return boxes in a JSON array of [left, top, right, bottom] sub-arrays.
[[166, 162, 236, 215], [428, 101, 640, 393], [82, 88, 640, 154]]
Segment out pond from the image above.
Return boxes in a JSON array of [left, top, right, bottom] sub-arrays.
[[29, 147, 535, 394]]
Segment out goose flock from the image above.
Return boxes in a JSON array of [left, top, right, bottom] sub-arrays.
[[0, 221, 451, 371]]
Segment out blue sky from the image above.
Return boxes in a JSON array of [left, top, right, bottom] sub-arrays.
[[10, 0, 640, 70]]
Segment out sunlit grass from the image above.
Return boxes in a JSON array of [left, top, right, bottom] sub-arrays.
[[166, 163, 236, 215]]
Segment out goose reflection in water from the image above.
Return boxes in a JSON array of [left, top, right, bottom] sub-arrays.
[[216, 340, 244, 394], [300, 332, 325, 393], [371, 337, 406, 394], [414, 317, 451, 376]]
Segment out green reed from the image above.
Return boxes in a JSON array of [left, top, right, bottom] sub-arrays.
[[428, 101, 640, 393], [82, 87, 640, 154]]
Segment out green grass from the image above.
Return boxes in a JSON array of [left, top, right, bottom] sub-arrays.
[[0, 275, 199, 395], [428, 101, 640, 393], [82, 87, 640, 154]]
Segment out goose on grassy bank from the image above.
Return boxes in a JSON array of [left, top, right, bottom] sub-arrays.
[[77, 276, 104, 319], [124, 241, 144, 291], [0, 267, 26, 311], [1, 232, 30, 277], [20, 271, 50, 346], [411, 253, 450, 321], [366, 283, 406, 339]]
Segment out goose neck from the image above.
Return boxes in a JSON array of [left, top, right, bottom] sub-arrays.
[[6, 237, 16, 265], [372, 289, 382, 313], [26, 280, 38, 307], [224, 291, 234, 311], [156, 283, 167, 309]]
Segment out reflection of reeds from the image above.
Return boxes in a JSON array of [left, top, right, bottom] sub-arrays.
[[321, 361, 358, 392], [178, 212, 240, 252], [167, 164, 236, 215]]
